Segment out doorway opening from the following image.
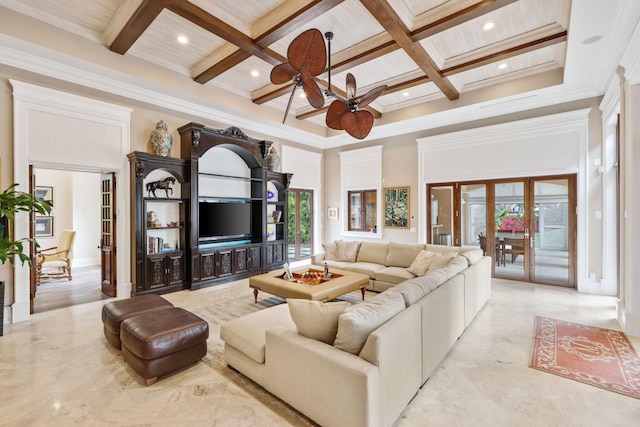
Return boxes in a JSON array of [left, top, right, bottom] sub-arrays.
[[31, 168, 114, 313], [287, 188, 314, 262], [427, 174, 577, 287]]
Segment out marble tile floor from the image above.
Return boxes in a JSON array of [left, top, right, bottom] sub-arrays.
[[1, 278, 640, 426]]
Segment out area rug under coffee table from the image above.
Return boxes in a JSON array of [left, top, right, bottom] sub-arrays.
[[530, 316, 640, 399]]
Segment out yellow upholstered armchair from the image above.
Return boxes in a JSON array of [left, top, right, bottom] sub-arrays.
[[36, 229, 76, 285]]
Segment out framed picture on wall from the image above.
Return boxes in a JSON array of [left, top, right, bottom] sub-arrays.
[[384, 187, 410, 228], [327, 207, 339, 220], [35, 186, 53, 203], [35, 216, 53, 237]]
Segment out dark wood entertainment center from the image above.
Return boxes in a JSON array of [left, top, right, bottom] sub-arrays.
[[128, 123, 292, 295]]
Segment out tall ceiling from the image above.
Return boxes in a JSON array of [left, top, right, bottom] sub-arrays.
[[0, 0, 637, 146]]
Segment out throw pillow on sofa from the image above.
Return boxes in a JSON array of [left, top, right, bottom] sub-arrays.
[[334, 291, 406, 354], [322, 241, 338, 260], [287, 299, 351, 345], [406, 250, 437, 276], [427, 251, 458, 273], [385, 242, 425, 268], [336, 240, 359, 262]]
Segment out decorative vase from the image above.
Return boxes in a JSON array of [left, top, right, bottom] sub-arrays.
[[149, 120, 173, 157], [266, 146, 280, 172]]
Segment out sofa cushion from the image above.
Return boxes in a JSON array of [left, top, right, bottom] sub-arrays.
[[427, 251, 458, 273], [406, 250, 437, 276], [436, 255, 469, 279], [342, 262, 386, 279], [336, 240, 360, 262], [323, 241, 338, 261], [287, 299, 350, 345], [220, 304, 295, 364], [385, 242, 425, 268], [356, 241, 389, 265], [374, 266, 416, 285], [394, 272, 448, 306], [324, 259, 352, 270], [460, 248, 484, 265], [334, 291, 406, 355]]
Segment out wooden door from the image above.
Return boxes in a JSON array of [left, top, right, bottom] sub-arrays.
[[100, 173, 116, 297], [29, 166, 37, 313]]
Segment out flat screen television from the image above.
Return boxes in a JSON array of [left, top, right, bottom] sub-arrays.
[[199, 199, 251, 241]]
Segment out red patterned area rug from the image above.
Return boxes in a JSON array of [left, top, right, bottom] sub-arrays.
[[530, 316, 640, 399]]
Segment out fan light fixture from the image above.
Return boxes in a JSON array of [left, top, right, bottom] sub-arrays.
[[270, 29, 387, 139]]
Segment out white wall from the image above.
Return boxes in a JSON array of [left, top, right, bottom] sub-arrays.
[[417, 109, 598, 293]]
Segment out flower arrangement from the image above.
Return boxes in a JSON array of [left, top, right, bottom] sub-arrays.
[[497, 214, 525, 232]]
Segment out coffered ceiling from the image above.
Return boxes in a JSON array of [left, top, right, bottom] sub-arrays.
[[0, 0, 635, 144]]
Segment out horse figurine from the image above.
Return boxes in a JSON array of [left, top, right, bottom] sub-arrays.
[[146, 177, 176, 198]]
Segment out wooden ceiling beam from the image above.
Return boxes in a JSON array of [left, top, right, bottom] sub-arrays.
[[359, 0, 459, 100], [166, 0, 285, 66], [194, 0, 344, 83], [253, 0, 514, 105], [296, 30, 568, 119], [410, 0, 518, 41], [442, 31, 567, 76], [110, 0, 166, 54]]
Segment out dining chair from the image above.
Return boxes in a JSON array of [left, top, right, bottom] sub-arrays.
[[502, 237, 525, 265]]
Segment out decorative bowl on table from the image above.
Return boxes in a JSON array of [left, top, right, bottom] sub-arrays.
[[301, 271, 323, 285]]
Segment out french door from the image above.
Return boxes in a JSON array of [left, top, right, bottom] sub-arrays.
[[287, 189, 313, 262], [428, 174, 576, 287]]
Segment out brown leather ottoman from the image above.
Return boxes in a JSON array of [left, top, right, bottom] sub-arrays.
[[120, 307, 209, 385], [102, 294, 174, 349]]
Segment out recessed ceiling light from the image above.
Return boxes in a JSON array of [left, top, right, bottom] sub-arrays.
[[498, 63, 508, 70], [483, 22, 495, 31], [403, 91, 410, 97], [299, 92, 306, 98], [177, 35, 189, 44], [583, 35, 602, 45], [251, 70, 259, 77]]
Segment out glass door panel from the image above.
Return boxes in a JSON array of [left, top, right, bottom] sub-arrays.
[[430, 186, 454, 245], [532, 178, 572, 285], [287, 189, 314, 262], [461, 184, 486, 249], [495, 181, 527, 279]]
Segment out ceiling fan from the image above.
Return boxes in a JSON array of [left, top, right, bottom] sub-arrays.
[[270, 29, 326, 124], [270, 29, 386, 139]]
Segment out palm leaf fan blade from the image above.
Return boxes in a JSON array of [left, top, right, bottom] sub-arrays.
[[326, 100, 348, 130], [301, 74, 324, 108], [342, 110, 374, 139], [270, 63, 297, 85], [345, 73, 357, 101], [287, 29, 326, 76], [357, 85, 387, 109]]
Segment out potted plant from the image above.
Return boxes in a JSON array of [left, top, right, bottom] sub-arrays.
[[0, 183, 52, 336]]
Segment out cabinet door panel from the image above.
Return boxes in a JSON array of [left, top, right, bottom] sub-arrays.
[[219, 249, 233, 277], [147, 256, 166, 289], [234, 247, 249, 274], [249, 245, 262, 271], [167, 253, 184, 286], [200, 251, 216, 279]]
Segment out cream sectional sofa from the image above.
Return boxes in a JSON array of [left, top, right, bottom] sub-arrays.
[[220, 243, 491, 427], [313, 240, 480, 292]]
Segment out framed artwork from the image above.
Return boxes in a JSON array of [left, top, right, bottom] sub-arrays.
[[35, 216, 54, 237], [384, 187, 410, 228], [327, 207, 339, 220], [35, 186, 53, 203]]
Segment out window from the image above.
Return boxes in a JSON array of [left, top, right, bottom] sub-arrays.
[[348, 190, 377, 231]]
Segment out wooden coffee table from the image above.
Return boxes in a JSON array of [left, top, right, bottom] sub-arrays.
[[249, 266, 369, 303]]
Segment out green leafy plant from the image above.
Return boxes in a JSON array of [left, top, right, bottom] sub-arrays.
[[0, 183, 53, 266]]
